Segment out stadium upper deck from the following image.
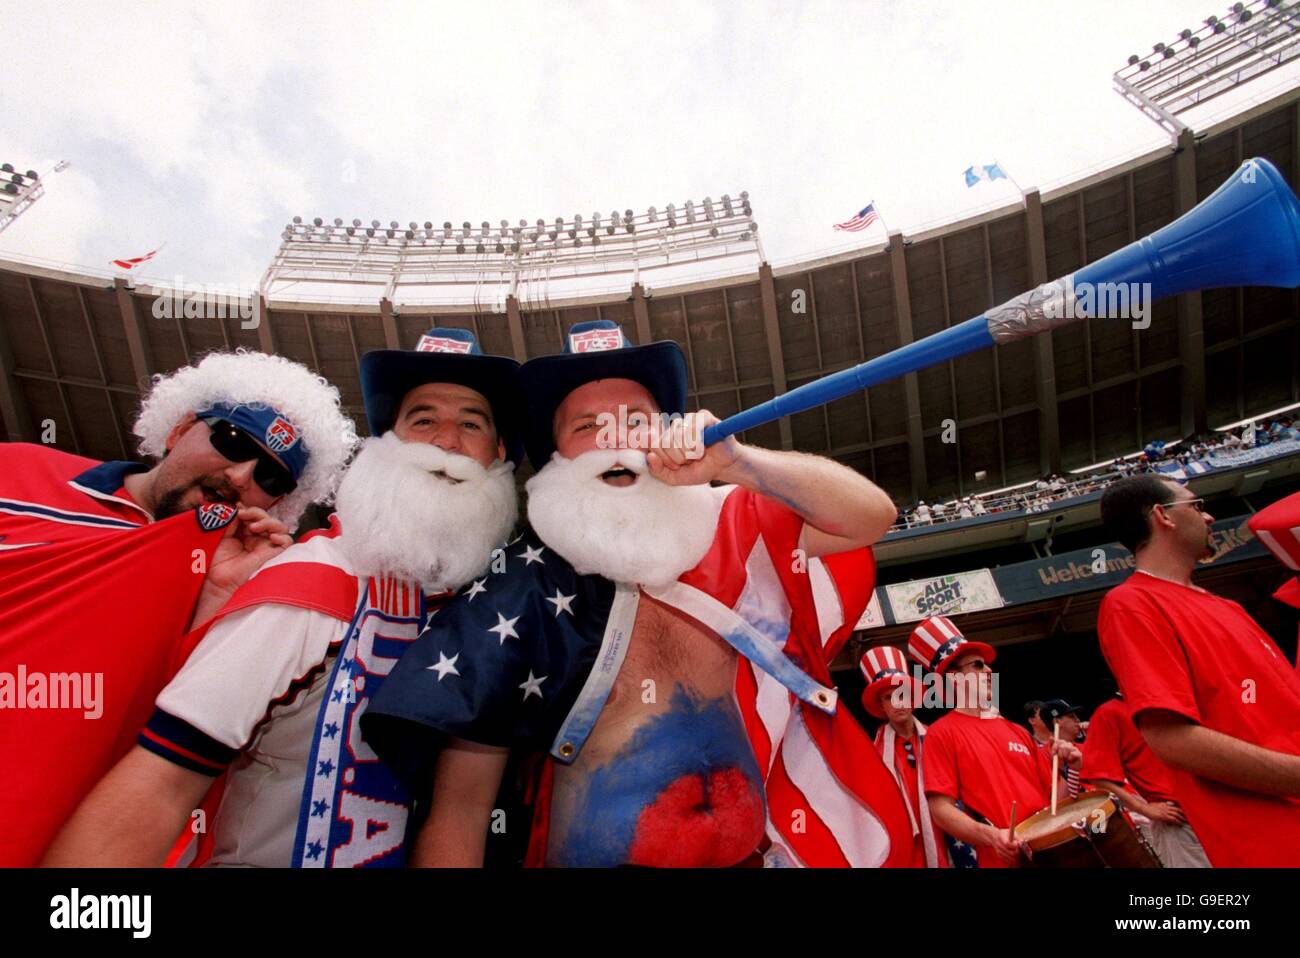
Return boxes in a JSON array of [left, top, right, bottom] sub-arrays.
[[2, 87, 1299, 520]]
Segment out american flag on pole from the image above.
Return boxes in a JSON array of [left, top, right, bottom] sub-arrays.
[[833, 203, 880, 233], [110, 246, 161, 271]]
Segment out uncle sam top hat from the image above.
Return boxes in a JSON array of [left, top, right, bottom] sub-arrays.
[[859, 644, 923, 718], [516, 319, 688, 470], [359, 327, 524, 465], [906, 614, 997, 676]]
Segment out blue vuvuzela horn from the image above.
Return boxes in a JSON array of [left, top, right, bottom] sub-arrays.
[[702, 157, 1300, 447]]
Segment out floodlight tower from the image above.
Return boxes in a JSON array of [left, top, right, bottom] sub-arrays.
[[0, 160, 69, 235], [1114, 0, 1300, 142], [259, 191, 762, 306]]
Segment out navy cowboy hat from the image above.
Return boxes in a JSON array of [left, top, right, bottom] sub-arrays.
[[516, 319, 688, 470], [359, 327, 525, 466]]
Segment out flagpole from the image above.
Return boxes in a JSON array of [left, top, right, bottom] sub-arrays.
[[998, 161, 1027, 200], [871, 198, 893, 242]]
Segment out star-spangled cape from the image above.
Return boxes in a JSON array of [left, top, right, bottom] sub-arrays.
[[364, 485, 914, 867]]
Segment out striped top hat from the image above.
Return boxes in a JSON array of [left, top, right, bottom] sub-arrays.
[[859, 645, 921, 718], [906, 614, 997, 676], [1247, 491, 1300, 611], [1248, 490, 1300, 573]]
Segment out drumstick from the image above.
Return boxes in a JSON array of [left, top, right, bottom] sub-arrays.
[[1050, 719, 1061, 816]]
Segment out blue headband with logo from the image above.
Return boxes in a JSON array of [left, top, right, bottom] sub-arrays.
[[198, 402, 310, 480]]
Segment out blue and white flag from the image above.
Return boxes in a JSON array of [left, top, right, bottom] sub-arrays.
[[964, 163, 1008, 188]]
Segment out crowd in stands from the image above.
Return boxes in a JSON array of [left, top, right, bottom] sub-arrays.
[[891, 413, 1300, 533]]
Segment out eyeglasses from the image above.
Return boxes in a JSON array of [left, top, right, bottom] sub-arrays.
[[1155, 497, 1205, 515], [202, 418, 298, 498]]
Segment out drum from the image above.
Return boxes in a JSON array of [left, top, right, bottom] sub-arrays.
[[1014, 790, 1161, 868]]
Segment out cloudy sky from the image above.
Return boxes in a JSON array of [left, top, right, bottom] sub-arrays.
[[3, 0, 1296, 298]]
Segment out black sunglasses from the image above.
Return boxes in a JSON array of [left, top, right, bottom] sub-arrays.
[[202, 418, 298, 498]]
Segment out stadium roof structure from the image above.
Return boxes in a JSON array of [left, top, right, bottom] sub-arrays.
[[0, 161, 67, 235], [258, 192, 762, 307], [1115, 0, 1300, 140], [3, 87, 1299, 516]]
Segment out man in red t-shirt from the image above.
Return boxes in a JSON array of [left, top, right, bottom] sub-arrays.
[[911, 616, 1079, 868], [1082, 691, 1210, 867], [860, 645, 947, 868], [0, 350, 356, 866], [1097, 475, 1300, 867]]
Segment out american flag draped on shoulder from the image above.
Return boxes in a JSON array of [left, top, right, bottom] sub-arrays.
[[364, 485, 914, 867]]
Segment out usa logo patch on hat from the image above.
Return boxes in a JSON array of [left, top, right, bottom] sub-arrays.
[[195, 502, 237, 532], [416, 333, 475, 354], [265, 416, 300, 453], [569, 327, 625, 353]]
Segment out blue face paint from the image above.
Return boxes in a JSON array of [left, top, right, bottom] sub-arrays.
[[548, 686, 765, 867]]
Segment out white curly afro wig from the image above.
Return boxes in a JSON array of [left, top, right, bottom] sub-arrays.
[[132, 349, 358, 528]]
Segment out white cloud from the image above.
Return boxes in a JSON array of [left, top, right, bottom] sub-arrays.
[[0, 0, 1295, 291]]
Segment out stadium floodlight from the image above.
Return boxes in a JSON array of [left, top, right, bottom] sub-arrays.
[[260, 188, 763, 303], [1114, 0, 1300, 141], [0, 159, 69, 235]]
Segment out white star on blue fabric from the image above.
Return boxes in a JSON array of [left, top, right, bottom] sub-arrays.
[[545, 589, 576, 616], [465, 578, 487, 601], [488, 612, 521, 645], [427, 651, 460, 682], [518, 543, 545, 566], [519, 670, 547, 701]]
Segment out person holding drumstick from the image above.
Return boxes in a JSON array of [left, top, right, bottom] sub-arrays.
[[1040, 699, 1085, 801], [1097, 476, 1300, 867], [911, 616, 1080, 868], [1081, 690, 1211, 868]]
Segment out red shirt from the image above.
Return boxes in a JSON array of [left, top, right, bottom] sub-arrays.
[[923, 710, 1052, 868], [873, 724, 949, 868], [1081, 697, 1177, 804], [1098, 572, 1300, 867], [0, 444, 230, 865]]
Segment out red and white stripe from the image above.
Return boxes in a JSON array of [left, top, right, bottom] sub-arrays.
[[680, 487, 913, 867], [907, 614, 963, 670], [110, 247, 160, 271], [1254, 525, 1300, 571], [833, 205, 879, 233], [1248, 492, 1300, 571], [860, 644, 908, 682]]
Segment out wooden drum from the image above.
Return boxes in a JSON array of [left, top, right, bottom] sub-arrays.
[[1014, 790, 1161, 868]]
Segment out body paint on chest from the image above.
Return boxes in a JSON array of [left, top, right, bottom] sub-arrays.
[[549, 686, 765, 867]]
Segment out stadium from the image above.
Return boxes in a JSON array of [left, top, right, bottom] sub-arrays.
[[3, 0, 1300, 907]]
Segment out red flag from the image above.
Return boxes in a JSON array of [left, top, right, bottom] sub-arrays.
[[110, 246, 161, 270]]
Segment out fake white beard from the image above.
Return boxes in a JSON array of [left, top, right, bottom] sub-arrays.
[[525, 448, 724, 588], [333, 432, 518, 594]]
